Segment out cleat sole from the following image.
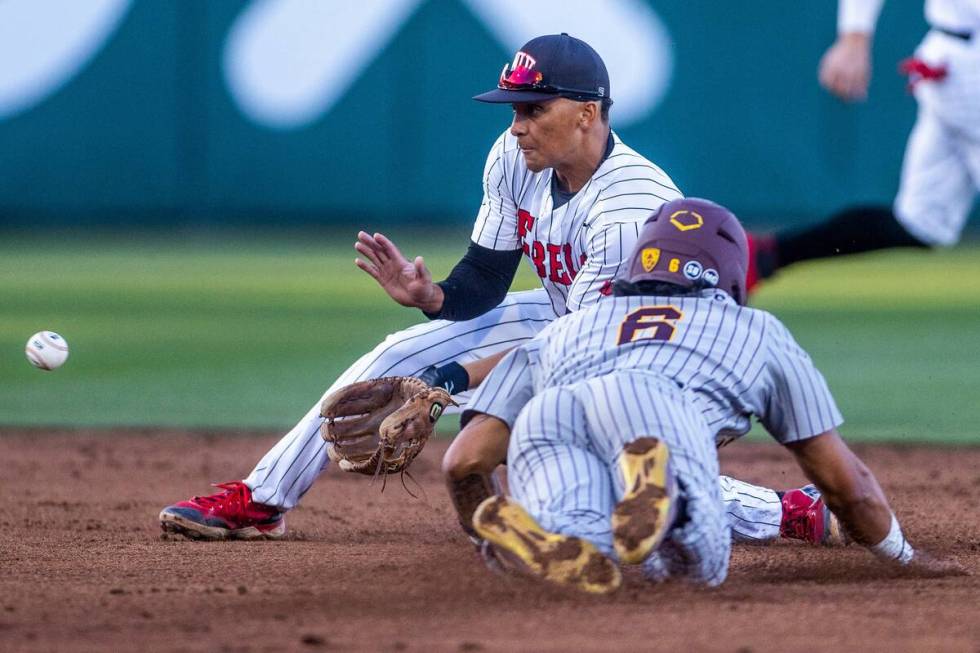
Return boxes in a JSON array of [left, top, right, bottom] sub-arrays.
[[473, 496, 621, 595], [613, 437, 676, 564], [159, 509, 285, 541]]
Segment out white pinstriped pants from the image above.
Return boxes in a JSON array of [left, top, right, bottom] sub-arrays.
[[895, 30, 980, 246], [507, 372, 731, 587]]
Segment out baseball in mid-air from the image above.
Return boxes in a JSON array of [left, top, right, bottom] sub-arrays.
[[25, 331, 70, 371]]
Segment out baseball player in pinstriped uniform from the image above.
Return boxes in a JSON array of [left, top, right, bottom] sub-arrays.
[[749, 0, 980, 288], [466, 198, 961, 593], [159, 34, 826, 548]]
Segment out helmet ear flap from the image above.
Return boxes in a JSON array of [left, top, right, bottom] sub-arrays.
[[730, 279, 744, 306], [727, 259, 748, 305]]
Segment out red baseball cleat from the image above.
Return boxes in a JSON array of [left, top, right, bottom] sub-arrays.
[[779, 485, 848, 546], [159, 481, 285, 540]]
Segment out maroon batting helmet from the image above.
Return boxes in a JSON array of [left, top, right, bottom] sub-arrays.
[[613, 198, 749, 304]]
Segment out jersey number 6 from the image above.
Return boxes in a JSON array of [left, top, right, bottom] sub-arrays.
[[616, 306, 683, 345]]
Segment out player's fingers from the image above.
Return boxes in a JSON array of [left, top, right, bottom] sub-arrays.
[[819, 55, 863, 102], [354, 257, 381, 280], [374, 233, 407, 264], [357, 230, 378, 246], [414, 256, 431, 283], [817, 70, 830, 90], [818, 49, 843, 87], [906, 552, 969, 578], [357, 231, 389, 264], [827, 74, 854, 102], [819, 64, 840, 94], [841, 74, 866, 102], [839, 60, 870, 101], [354, 242, 386, 269], [853, 72, 870, 100], [817, 56, 834, 88]]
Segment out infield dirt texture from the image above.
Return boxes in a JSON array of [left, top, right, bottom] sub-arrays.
[[1, 235, 979, 651], [1, 432, 978, 652]]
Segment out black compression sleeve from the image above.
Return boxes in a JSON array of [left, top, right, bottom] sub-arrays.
[[423, 241, 522, 321]]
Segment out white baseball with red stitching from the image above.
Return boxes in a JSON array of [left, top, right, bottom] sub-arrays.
[[25, 330, 69, 370]]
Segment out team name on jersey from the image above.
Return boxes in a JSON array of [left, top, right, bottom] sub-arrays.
[[517, 209, 587, 286]]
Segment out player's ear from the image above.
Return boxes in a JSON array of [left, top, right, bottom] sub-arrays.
[[579, 101, 599, 128]]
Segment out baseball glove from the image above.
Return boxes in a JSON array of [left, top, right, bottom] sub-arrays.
[[320, 376, 456, 476]]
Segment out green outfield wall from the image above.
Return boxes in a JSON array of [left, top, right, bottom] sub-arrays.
[[0, 0, 929, 227]]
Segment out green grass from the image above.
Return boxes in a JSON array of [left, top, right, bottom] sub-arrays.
[[0, 229, 538, 431], [1, 231, 978, 444], [749, 249, 980, 443]]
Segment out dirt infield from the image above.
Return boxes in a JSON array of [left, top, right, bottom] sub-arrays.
[[1, 430, 978, 652]]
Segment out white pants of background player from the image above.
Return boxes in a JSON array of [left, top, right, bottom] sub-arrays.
[[508, 373, 730, 586], [242, 288, 782, 543], [895, 30, 980, 246]]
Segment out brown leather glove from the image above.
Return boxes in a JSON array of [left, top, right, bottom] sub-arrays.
[[320, 377, 456, 475]]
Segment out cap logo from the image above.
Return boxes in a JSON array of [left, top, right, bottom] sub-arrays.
[[499, 51, 544, 88], [641, 248, 660, 271], [512, 51, 537, 71], [669, 210, 704, 232], [702, 268, 720, 286]]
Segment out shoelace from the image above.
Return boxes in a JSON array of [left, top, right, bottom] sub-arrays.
[[191, 482, 246, 509]]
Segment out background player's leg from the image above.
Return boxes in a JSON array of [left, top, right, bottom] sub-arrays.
[[718, 475, 781, 543], [770, 205, 927, 273], [965, 134, 980, 200], [751, 105, 972, 285], [245, 289, 557, 510], [892, 105, 975, 247], [506, 387, 616, 554]]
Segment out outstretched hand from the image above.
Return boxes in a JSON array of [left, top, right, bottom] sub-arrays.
[[354, 231, 444, 313], [897, 551, 969, 578]]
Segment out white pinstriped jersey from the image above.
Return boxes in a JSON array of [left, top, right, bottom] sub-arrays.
[[471, 130, 682, 316], [467, 290, 843, 447]]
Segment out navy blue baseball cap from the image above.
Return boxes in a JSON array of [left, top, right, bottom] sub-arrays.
[[474, 33, 612, 104]]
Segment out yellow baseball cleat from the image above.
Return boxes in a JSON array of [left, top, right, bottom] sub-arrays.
[[472, 495, 621, 595], [612, 437, 677, 564]]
